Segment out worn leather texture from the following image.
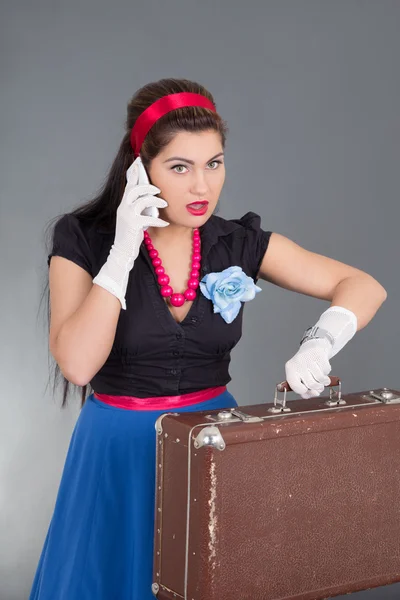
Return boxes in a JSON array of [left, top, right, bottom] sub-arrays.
[[153, 388, 400, 600]]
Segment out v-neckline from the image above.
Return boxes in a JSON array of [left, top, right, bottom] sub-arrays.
[[142, 245, 208, 331], [140, 223, 216, 330], [161, 293, 199, 326]]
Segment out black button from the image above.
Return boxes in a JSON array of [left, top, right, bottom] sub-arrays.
[[190, 316, 198, 324], [176, 333, 182, 340], [203, 266, 209, 273], [170, 369, 180, 375], [172, 350, 180, 357]]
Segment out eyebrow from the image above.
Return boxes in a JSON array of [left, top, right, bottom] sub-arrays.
[[163, 151, 225, 165]]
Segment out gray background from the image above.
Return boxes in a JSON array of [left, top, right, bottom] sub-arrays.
[[1, 1, 399, 598]]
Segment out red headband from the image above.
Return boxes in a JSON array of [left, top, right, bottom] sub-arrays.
[[130, 92, 217, 157]]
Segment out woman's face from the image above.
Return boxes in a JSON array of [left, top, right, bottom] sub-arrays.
[[147, 130, 225, 228]]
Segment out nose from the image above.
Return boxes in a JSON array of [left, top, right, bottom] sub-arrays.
[[190, 169, 209, 197]]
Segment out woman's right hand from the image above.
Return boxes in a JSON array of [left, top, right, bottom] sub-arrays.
[[115, 158, 169, 264], [93, 158, 169, 309]]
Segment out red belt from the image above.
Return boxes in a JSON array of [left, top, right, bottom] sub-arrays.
[[93, 385, 227, 411]]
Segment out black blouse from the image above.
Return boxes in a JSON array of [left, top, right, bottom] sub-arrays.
[[48, 211, 272, 397]]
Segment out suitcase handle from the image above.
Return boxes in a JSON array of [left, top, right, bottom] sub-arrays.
[[276, 376, 340, 393], [269, 376, 344, 413]]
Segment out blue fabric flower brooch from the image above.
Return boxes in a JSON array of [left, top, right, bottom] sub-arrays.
[[199, 266, 262, 324]]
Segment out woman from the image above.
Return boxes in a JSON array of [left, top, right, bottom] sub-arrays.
[[30, 77, 387, 599]]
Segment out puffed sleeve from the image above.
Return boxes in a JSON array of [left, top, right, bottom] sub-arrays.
[[230, 211, 272, 281], [47, 214, 94, 276]]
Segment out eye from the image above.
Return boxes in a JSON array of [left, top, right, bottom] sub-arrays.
[[171, 164, 188, 174], [208, 160, 223, 169]]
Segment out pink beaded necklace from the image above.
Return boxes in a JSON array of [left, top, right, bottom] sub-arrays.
[[143, 228, 201, 307]]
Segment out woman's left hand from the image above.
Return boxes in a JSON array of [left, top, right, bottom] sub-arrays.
[[285, 338, 332, 399]]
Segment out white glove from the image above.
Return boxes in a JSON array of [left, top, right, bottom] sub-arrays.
[[284, 338, 332, 399], [285, 306, 358, 399], [126, 157, 160, 228], [93, 156, 169, 309]]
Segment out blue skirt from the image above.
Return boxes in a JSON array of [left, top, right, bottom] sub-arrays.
[[29, 389, 238, 600]]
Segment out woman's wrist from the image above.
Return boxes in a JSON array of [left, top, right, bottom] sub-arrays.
[[300, 306, 358, 359]]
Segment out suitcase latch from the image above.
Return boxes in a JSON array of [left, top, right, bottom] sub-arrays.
[[229, 409, 263, 423], [206, 409, 263, 423], [365, 388, 400, 404]]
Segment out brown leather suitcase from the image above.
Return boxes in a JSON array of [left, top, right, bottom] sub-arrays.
[[152, 378, 400, 600]]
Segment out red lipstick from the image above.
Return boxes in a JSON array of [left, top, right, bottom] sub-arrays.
[[186, 201, 209, 216]]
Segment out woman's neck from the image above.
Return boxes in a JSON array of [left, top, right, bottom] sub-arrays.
[[146, 222, 194, 245]]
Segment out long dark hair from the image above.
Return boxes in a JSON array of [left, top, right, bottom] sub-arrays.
[[40, 78, 229, 409]]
